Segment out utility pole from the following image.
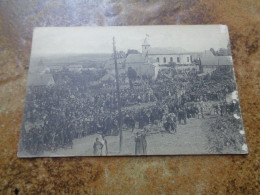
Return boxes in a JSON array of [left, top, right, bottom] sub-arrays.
[[113, 37, 123, 153]]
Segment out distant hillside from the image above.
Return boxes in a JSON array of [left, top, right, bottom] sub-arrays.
[[31, 53, 112, 68]]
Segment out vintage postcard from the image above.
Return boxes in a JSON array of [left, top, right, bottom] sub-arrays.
[[18, 25, 248, 157]]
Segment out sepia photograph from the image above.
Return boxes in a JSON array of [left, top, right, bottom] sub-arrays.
[[18, 25, 248, 157]]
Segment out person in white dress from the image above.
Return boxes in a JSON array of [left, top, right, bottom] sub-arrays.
[[100, 135, 108, 156]]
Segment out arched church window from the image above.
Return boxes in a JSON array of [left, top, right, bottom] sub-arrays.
[[170, 57, 173, 62], [163, 57, 166, 63], [157, 57, 160, 62]]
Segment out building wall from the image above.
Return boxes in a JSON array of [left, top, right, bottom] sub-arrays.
[[202, 65, 217, 73], [125, 63, 155, 77], [176, 64, 198, 71], [202, 65, 233, 74], [149, 54, 192, 65]]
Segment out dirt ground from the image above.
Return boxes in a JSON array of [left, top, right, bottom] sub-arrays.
[[43, 117, 211, 156]]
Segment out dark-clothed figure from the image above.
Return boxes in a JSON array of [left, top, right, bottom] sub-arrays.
[[135, 128, 148, 155], [183, 107, 187, 124], [200, 106, 204, 119], [178, 108, 186, 125], [135, 132, 142, 155], [141, 130, 147, 155], [129, 116, 135, 132], [93, 138, 103, 156]]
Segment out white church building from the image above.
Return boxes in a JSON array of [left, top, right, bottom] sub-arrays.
[[125, 36, 197, 78], [141, 37, 193, 66]]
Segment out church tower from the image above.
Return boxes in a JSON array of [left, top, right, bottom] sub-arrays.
[[142, 36, 151, 57]]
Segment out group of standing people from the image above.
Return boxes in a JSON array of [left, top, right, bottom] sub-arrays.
[[92, 129, 148, 156]]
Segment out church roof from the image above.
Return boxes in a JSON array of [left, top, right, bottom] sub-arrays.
[[148, 47, 188, 55], [125, 54, 147, 64]]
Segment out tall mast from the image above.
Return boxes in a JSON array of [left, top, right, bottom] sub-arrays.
[[113, 37, 123, 153]]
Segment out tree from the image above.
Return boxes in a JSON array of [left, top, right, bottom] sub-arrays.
[[126, 49, 140, 57], [127, 67, 137, 89], [117, 51, 126, 59], [210, 48, 216, 56], [110, 51, 126, 59], [216, 48, 228, 56]]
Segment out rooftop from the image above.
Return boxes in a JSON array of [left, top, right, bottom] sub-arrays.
[[148, 47, 188, 55], [201, 50, 233, 66]]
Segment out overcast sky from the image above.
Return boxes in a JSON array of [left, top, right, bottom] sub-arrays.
[[31, 25, 230, 56]]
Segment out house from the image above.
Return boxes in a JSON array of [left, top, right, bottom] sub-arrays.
[[125, 54, 155, 77], [200, 50, 233, 73]]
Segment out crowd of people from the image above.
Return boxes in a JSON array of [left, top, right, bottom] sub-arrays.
[[20, 64, 239, 155]]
